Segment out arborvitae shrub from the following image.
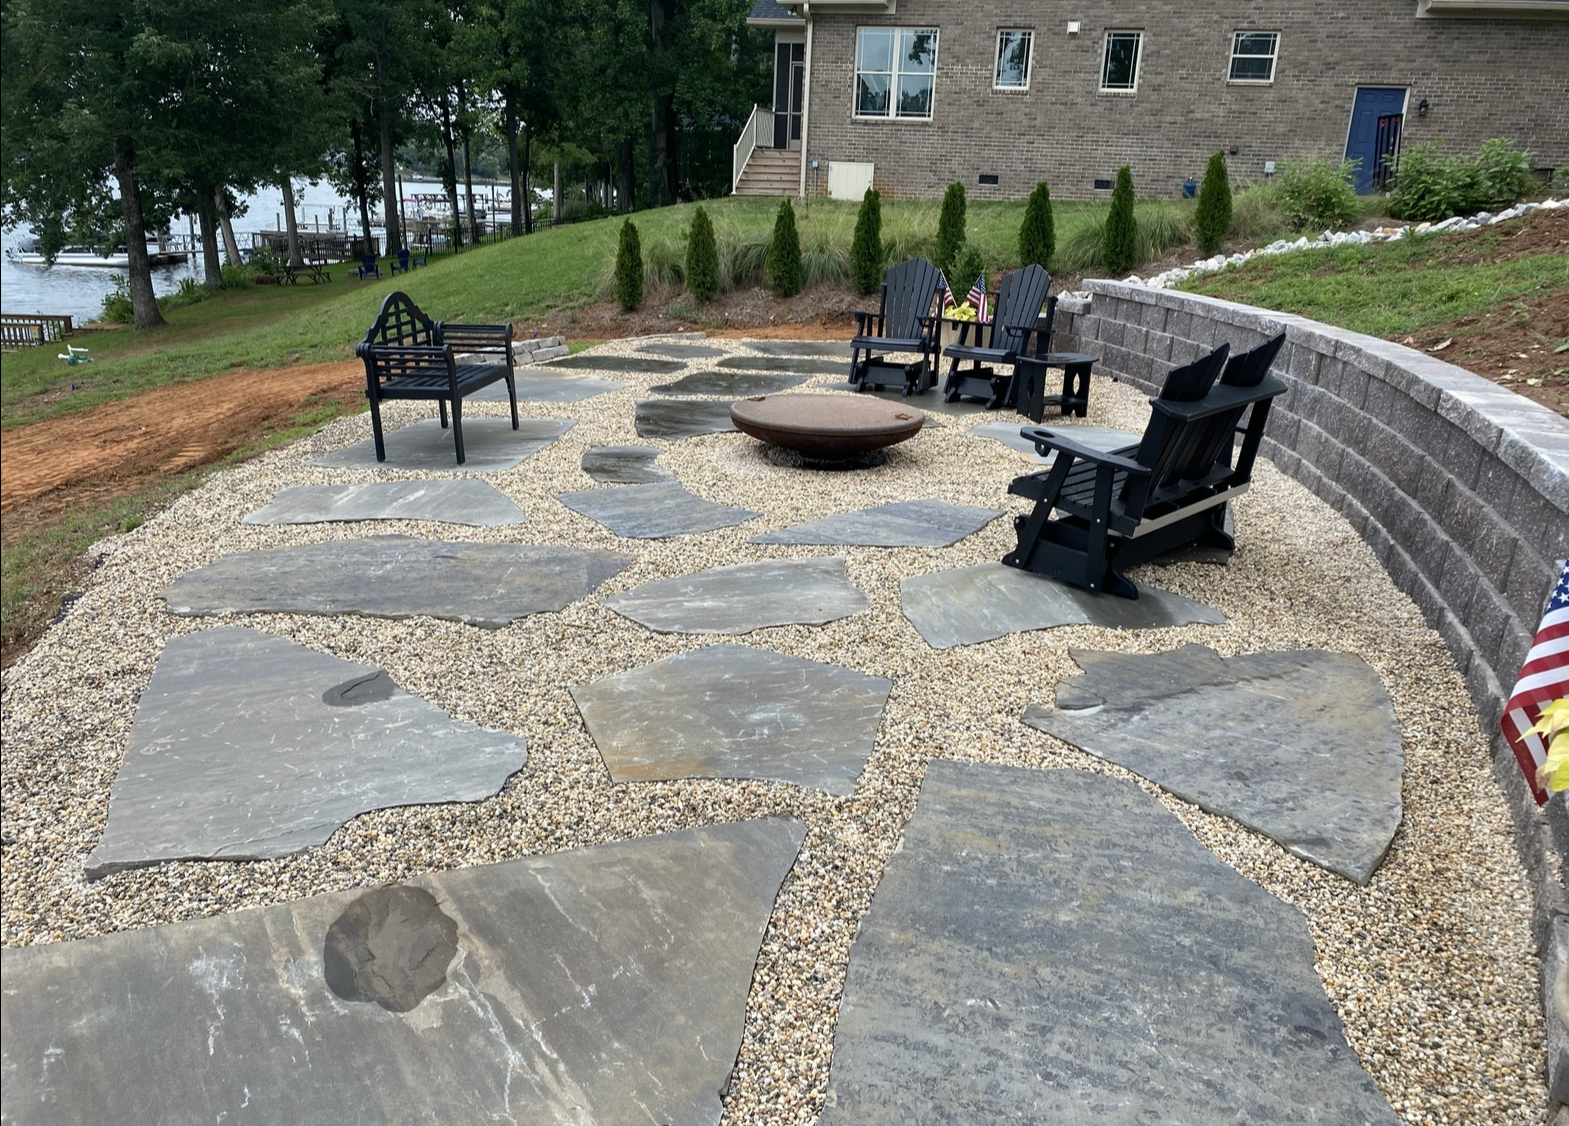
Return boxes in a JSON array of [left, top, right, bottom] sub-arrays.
[[1018, 181, 1055, 271], [953, 245, 986, 309], [614, 219, 643, 311], [1194, 151, 1233, 256], [685, 205, 719, 302], [766, 198, 804, 297], [934, 181, 967, 279], [850, 187, 884, 295], [1101, 165, 1139, 276]]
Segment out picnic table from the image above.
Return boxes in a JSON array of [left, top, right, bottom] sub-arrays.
[[280, 260, 332, 285]]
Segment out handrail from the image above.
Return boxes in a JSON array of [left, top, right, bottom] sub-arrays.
[[731, 104, 776, 194]]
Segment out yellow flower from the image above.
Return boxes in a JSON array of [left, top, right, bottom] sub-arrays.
[[1531, 698, 1569, 794]]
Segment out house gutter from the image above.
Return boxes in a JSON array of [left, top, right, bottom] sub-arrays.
[[799, 3, 813, 198]]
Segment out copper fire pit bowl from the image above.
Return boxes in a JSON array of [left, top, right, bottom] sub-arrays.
[[730, 393, 924, 456]]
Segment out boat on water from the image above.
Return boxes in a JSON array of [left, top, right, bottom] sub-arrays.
[[5, 233, 187, 268]]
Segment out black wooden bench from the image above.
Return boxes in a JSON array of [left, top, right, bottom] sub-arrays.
[[849, 257, 943, 397], [1002, 333, 1288, 597], [356, 290, 518, 465]]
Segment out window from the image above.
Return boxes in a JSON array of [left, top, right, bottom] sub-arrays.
[[994, 29, 1033, 89], [856, 28, 939, 119], [1100, 31, 1142, 92], [1229, 32, 1279, 83]]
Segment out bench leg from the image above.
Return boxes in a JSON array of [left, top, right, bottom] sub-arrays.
[[370, 397, 388, 462], [450, 397, 465, 465], [438, 398, 449, 429], [505, 373, 519, 430]]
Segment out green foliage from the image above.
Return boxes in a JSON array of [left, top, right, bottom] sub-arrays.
[[1274, 155, 1359, 232], [1194, 152, 1234, 256], [1391, 138, 1535, 222], [219, 263, 253, 290], [934, 182, 967, 278], [850, 187, 884, 295], [1056, 202, 1193, 273], [766, 199, 804, 298], [1101, 166, 1139, 275], [1018, 182, 1055, 272], [684, 205, 719, 302], [1228, 183, 1291, 244], [614, 219, 644, 311], [99, 277, 135, 324], [953, 244, 986, 300]]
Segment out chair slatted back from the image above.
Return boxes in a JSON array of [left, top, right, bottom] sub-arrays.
[[986, 265, 1052, 355], [1123, 344, 1231, 506], [1184, 331, 1289, 471], [880, 258, 942, 338], [359, 344, 451, 383], [363, 291, 437, 348]]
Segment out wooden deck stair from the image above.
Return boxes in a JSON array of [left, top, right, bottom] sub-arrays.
[[734, 148, 802, 197]]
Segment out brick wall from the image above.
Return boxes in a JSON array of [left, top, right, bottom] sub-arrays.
[[800, 0, 1569, 199]]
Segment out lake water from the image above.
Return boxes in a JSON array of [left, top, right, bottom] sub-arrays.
[[0, 177, 491, 324]]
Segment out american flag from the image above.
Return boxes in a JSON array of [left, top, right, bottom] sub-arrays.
[[1503, 558, 1569, 804], [968, 272, 988, 323], [936, 272, 956, 313]]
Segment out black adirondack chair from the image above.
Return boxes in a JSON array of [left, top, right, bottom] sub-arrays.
[[849, 258, 943, 396], [941, 264, 1053, 409], [1001, 334, 1288, 598]]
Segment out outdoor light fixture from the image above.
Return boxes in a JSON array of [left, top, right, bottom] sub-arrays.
[[1418, 98, 1430, 117]]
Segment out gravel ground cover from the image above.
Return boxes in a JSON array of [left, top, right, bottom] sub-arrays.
[[0, 336, 1545, 1124]]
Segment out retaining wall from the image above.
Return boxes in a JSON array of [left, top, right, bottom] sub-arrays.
[[1053, 281, 1569, 1105]]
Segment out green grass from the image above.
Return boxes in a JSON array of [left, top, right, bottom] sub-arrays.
[[1178, 224, 1569, 338]]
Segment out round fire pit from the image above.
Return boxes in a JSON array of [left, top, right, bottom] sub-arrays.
[[730, 393, 924, 457]]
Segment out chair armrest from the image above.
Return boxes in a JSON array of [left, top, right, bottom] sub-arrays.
[[1020, 427, 1151, 475], [851, 309, 880, 335]]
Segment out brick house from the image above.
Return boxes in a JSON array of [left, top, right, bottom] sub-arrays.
[[734, 0, 1569, 200]]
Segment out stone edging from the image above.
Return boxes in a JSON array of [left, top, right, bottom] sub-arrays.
[[1053, 280, 1569, 1106]]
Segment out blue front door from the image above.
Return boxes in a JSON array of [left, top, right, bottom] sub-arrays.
[[1345, 87, 1407, 194]]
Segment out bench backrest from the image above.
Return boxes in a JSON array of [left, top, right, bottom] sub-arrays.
[[877, 257, 942, 339], [986, 264, 1052, 355], [362, 291, 436, 349]]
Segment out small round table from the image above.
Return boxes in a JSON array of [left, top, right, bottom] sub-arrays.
[[730, 393, 925, 457]]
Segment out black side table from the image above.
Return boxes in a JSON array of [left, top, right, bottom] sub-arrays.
[[1015, 353, 1100, 422]]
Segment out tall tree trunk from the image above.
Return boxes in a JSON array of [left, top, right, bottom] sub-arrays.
[[375, 41, 402, 255], [619, 137, 635, 212], [504, 90, 523, 237], [521, 123, 534, 234], [553, 162, 562, 224], [214, 188, 243, 265], [198, 194, 223, 291], [112, 141, 166, 330], [648, 0, 679, 205], [458, 80, 479, 244], [350, 115, 374, 242], [438, 94, 463, 250], [280, 177, 304, 267]]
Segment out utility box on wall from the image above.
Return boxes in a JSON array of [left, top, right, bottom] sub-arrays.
[[827, 162, 875, 200]]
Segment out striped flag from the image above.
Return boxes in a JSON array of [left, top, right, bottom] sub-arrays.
[[1503, 558, 1569, 804], [968, 272, 988, 323], [936, 272, 956, 313]]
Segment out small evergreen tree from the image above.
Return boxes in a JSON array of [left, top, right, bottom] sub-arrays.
[[685, 205, 719, 302], [1018, 181, 1055, 271], [1194, 151, 1233, 256], [1101, 165, 1139, 276], [934, 181, 967, 278], [850, 186, 884, 295], [766, 198, 804, 297], [953, 245, 986, 310], [614, 218, 643, 312]]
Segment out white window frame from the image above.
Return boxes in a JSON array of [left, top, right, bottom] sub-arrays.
[[993, 29, 1034, 91], [853, 27, 941, 121], [1100, 30, 1143, 94], [1228, 31, 1279, 84]]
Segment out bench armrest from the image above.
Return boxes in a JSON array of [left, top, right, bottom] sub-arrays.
[[1020, 427, 1150, 475]]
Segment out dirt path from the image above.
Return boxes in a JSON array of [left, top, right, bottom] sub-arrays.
[[0, 361, 363, 512]]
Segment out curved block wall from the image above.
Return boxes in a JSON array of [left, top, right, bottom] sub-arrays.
[[1054, 281, 1569, 1094]]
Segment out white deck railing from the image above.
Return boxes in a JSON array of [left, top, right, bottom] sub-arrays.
[[731, 105, 776, 194]]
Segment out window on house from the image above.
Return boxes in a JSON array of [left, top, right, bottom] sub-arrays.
[[1100, 31, 1142, 92], [856, 28, 939, 119], [1229, 32, 1279, 82], [994, 29, 1033, 89]]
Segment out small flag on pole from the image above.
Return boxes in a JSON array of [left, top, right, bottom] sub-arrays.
[[936, 272, 956, 313], [1502, 558, 1569, 804], [968, 273, 988, 323]]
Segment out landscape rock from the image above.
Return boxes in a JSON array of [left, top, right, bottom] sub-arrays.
[[242, 480, 525, 526], [607, 558, 870, 635]]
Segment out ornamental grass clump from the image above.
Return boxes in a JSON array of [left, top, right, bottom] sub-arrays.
[[1018, 181, 1055, 271], [1194, 151, 1233, 256], [685, 205, 719, 302], [934, 181, 967, 279], [766, 199, 804, 297], [614, 219, 643, 311], [1101, 165, 1138, 276], [850, 186, 884, 295]]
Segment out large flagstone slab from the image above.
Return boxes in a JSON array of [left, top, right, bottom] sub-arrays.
[[4, 819, 805, 1125], [86, 627, 528, 877], [716, 354, 846, 376], [1022, 645, 1403, 883], [637, 341, 726, 359], [900, 562, 1224, 648], [742, 340, 853, 357], [164, 536, 633, 627], [606, 558, 870, 635], [820, 761, 1398, 1126], [750, 498, 1001, 547], [572, 644, 891, 794], [971, 421, 1141, 463], [650, 370, 808, 397], [635, 398, 739, 439], [243, 480, 525, 526], [310, 417, 574, 473], [545, 353, 685, 374], [471, 374, 628, 402], [581, 444, 675, 483], [557, 482, 759, 538]]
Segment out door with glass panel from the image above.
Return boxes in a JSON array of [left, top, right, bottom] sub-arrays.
[[773, 42, 805, 149]]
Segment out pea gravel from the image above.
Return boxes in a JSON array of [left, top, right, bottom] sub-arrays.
[[0, 337, 1546, 1125]]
